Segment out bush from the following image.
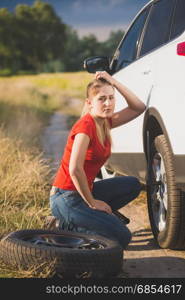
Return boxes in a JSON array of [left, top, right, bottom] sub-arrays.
[[0, 68, 13, 77]]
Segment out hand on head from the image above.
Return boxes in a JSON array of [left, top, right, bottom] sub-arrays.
[[95, 71, 114, 85]]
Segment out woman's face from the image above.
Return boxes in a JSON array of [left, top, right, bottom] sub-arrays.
[[88, 85, 115, 119]]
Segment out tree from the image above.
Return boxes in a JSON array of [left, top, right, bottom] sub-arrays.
[[62, 26, 82, 71], [15, 1, 66, 72], [0, 8, 20, 72], [100, 30, 125, 58], [62, 28, 123, 72], [0, 0, 125, 74]]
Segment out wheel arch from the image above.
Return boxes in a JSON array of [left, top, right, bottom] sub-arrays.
[[143, 107, 174, 161]]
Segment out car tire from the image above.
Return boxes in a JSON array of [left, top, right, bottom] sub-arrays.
[[0, 229, 123, 278], [147, 134, 185, 249]]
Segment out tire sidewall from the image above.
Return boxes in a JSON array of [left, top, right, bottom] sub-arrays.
[[1, 229, 121, 257], [147, 135, 179, 248], [0, 229, 123, 277]]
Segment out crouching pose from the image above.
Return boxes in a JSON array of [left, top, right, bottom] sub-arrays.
[[49, 71, 146, 249]]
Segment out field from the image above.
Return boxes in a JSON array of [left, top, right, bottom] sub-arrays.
[[0, 71, 147, 278], [0, 72, 93, 277]]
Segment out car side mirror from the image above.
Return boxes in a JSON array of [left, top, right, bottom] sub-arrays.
[[83, 56, 111, 74]]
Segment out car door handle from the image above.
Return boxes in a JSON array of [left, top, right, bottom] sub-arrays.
[[142, 70, 151, 75]]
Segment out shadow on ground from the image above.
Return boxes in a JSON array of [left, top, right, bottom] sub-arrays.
[[128, 229, 160, 251], [119, 229, 185, 278], [121, 256, 185, 278]]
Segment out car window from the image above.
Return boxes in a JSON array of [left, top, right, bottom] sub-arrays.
[[139, 0, 176, 57], [170, 0, 185, 39], [114, 7, 149, 72]]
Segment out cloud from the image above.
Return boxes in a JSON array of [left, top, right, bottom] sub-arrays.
[[108, 0, 128, 7], [71, 0, 127, 13], [75, 23, 128, 41], [1, 0, 150, 36], [60, 0, 150, 28]]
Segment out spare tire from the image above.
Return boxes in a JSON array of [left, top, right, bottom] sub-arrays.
[[0, 229, 123, 278]]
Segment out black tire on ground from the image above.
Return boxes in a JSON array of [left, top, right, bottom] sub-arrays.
[[0, 229, 123, 277], [147, 134, 185, 249]]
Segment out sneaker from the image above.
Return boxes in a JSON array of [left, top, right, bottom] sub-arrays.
[[114, 211, 130, 225]]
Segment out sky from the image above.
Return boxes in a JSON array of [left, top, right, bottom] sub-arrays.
[[0, 0, 150, 41]]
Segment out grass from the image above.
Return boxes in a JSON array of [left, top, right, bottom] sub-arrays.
[[0, 72, 93, 140], [0, 71, 147, 278], [0, 259, 56, 278], [0, 129, 51, 236], [0, 71, 93, 278], [30, 72, 94, 98]]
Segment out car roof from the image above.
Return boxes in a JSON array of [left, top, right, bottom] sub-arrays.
[[110, 0, 178, 65], [131, 0, 153, 25]]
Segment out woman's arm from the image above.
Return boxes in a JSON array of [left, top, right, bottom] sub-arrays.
[[69, 133, 95, 207], [69, 133, 112, 214], [95, 71, 146, 128], [111, 79, 146, 128]]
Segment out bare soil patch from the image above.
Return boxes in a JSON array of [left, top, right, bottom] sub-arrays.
[[119, 200, 185, 278]]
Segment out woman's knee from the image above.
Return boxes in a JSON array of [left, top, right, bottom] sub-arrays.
[[101, 217, 132, 249], [118, 226, 132, 249], [129, 176, 142, 197]]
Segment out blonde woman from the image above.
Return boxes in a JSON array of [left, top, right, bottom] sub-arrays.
[[49, 71, 146, 249]]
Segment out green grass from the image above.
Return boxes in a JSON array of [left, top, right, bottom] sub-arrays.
[[30, 71, 93, 98]]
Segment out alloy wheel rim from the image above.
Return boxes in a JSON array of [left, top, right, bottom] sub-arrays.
[[151, 152, 168, 231], [23, 233, 105, 249]]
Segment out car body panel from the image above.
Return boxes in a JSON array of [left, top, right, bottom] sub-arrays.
[[104, 0, 185, 188]]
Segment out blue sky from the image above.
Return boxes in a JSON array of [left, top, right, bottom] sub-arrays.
[[0, 0, 150, 40]]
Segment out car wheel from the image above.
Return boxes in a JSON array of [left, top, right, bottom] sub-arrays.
[[0, 229, 123, 278], [147, 134, 185, 249]]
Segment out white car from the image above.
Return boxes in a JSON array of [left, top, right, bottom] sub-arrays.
[[84, 0, 185, 250]]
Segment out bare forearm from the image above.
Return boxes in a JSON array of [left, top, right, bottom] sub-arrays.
[[70, 168, 95, 208], [112, 78, 146, 112]]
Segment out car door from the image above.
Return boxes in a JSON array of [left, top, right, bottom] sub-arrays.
[[107, 4, 152, 180], [108, 0, 176, 182]]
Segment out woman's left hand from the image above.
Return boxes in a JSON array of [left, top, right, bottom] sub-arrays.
[[92, 199, 112, 214]]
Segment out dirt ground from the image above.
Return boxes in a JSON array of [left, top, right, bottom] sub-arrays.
[[42, 111, 185, 279], [119, 202, 185, 278]]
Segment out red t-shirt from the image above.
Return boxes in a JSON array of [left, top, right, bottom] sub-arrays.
[[52, 113, 112, 191]]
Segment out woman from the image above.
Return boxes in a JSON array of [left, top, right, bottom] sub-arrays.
[[49, 71, 146, 249]]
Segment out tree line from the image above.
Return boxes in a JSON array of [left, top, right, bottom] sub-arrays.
[[0, 0, 125, 75]]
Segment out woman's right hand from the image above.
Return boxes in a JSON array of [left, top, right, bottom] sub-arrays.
[[91, 199, 112, 214]]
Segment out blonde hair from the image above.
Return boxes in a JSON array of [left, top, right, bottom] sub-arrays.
[[81, 78, 114, 147]]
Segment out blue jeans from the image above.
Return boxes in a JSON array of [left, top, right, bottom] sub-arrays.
[[50, 176, 141, 249]]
